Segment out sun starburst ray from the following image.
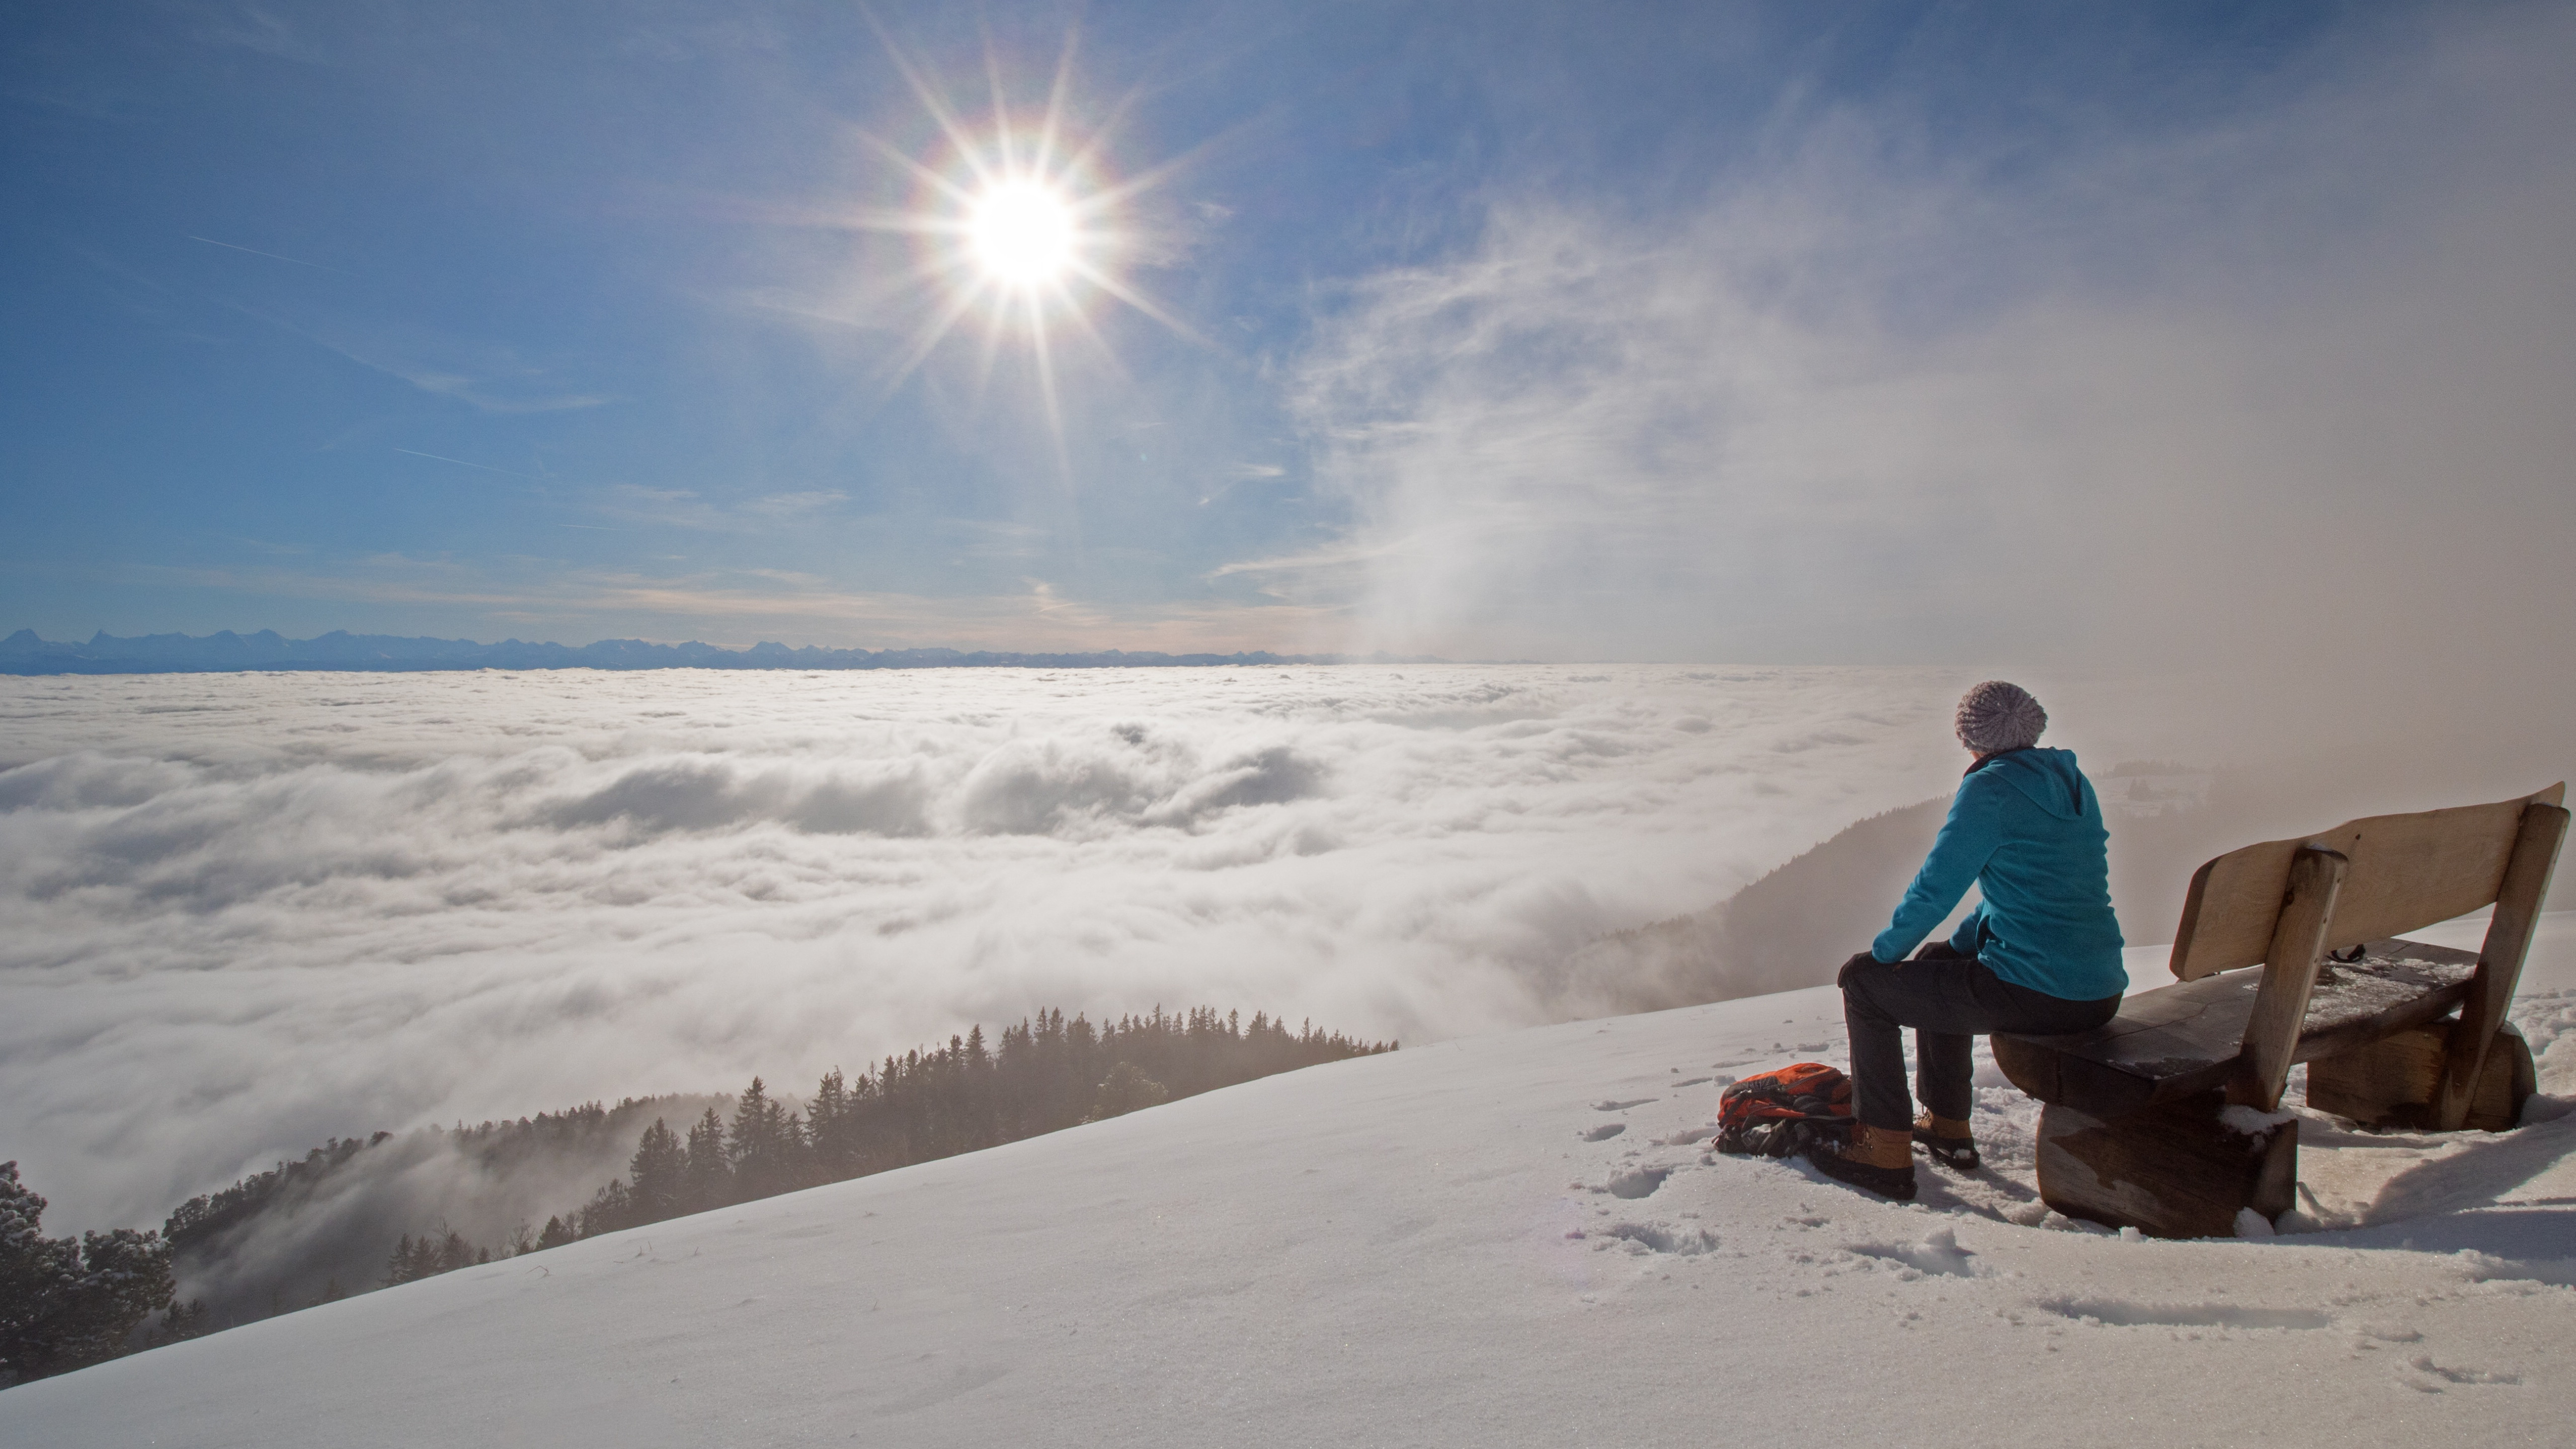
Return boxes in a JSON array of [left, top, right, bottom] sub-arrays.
[[974, 307, 1008, 393], [865, 11, 1001, 192], [842, 21, 1214, 479], [1050, 287, 1131, 380], [1031, 32, 1081, 180], [1084, 135, 1226, 212], [1025, 294, 1072, 481], [1052, 86, 1150, 187], [981, 22, 1018, 172], [1064, 258, 1210, 347], [853, 130, 984, 210], [881, 277, 996, 393]]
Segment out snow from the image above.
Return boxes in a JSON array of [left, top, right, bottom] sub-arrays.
[[2218, 1103, 2298, 1135], [8, 919, 2575, 1444]]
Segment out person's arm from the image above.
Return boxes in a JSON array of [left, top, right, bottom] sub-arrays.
[[1945, 903, 1988, 957], [1869, 779, 2004, 963]]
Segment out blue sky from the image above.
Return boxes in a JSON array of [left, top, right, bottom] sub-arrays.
[[5, 2, 2570, 666]]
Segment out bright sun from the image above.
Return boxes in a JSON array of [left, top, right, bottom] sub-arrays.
[[967, 179, 1078, 289], [849, 30, 1204, 473]]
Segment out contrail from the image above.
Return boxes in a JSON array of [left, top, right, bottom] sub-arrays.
[[186, 235, 354, 274], [391, 447, 546, 479]]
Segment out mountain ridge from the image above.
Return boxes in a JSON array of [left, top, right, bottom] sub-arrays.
[[0, 628, 1433, 675]]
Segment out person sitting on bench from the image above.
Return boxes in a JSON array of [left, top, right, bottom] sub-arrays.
[[1806, 681, 2129, 1200]]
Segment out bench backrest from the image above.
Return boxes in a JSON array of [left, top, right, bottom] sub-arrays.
[[2168, 783, 2566, 982]]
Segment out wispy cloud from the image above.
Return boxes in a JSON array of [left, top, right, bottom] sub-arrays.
[[188, 234, 351, 274], [740, 491, 850, 517], [390, 448, 549, 480], [227, 305, 615, 415], [1278, 2, 2576, 710], [196, 5, 329, 64], [1192, 462, 1290, 507], [1208, 536, 1411, 583], [592, 485, 849, 533]]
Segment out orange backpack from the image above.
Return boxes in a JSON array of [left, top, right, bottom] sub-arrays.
[[1713, 1062, 1853, 1157]]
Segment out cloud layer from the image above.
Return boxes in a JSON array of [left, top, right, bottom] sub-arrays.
[[2, 665, 1995, 1231]]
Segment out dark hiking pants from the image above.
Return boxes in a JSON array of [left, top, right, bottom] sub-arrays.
[[1837, 944, 2121, 1133]]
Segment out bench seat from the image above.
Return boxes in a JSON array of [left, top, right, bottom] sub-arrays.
[[1992, 938, 2480, 1119], [1985, 784, 2561, 1237]]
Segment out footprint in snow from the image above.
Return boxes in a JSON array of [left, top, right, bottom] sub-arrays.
[[1671, 1077, 1713, 1088], [1592, 1098, 1657, 1111], [1580, 1123, 1627, 1142], [1604, 1166, 1669, 1199], [2035, 1298, 2327, 1330], [1575, 1221, 1720, 1256], [1848, 1227, 1979, 1278], [2395, 1357, 2520, 1393]]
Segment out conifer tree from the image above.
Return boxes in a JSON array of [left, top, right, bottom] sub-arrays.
[[433, 1229, 475, 1275], [1085, 1062, 1170, 1121], [1, 1162, 177, 1384], [147, 1297, 209, 1347], [727, 1077, 804, 1202], [383, 1234, 429, 1285], [680, 1106, 733, 1213], [807, 1069, 856, 1181], [576, 1180, 631, 1238], [625, 1117, 685, 1225]]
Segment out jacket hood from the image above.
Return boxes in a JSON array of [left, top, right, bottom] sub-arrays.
[[1970, 747, 2090, 820]]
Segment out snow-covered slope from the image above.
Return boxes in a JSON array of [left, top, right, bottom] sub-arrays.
[[11, 918, 2576, 1446]]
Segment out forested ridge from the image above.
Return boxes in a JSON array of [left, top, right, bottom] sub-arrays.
[[444, 1006, 1390, 1261], [2, 1005, 1389, 1387]]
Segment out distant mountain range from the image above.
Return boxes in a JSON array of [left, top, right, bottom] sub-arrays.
[[0, 629, 1418, 675]]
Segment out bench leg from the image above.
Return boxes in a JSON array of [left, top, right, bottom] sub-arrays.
[[2035, 1095, 2297, 1239], [2306, 1024, 2536, 1132], [2435, 802, 2566, 1129]]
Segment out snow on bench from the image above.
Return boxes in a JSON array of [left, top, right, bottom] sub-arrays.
[[1989, 784, 2567, 1239]]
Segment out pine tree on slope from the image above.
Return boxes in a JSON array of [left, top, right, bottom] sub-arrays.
[[727, 1078, 806, 1202], [680, 1107, 732, 1213], [806, 1070, 856, 1181], [626, 1118, 685, 1226], [0, 1162, 177, 1385]]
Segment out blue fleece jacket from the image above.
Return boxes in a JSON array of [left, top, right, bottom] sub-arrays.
[[1870, 747, 2126, 1001]]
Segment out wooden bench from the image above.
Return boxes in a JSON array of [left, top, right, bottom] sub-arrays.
[[1990, 784, 2567, 1238]]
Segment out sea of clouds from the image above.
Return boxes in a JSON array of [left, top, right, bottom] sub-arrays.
[[1, 663, 2033, 1232]]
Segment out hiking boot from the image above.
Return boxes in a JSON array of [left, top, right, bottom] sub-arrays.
[[1913, 1112, 1979, 1170], [1803, 1123, 1918, 1201]]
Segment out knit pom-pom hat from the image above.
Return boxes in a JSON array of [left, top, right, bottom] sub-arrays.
[[1955, 680, 2047, 754]]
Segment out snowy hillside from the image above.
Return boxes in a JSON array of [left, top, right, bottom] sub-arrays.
[[8, 916, 2575, 1445]]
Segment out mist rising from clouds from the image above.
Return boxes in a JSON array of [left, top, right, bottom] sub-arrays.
[[1269, 3, 2576, 776], [3, 665, 2008, 1232], [169, 1093, 734, 1322]]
